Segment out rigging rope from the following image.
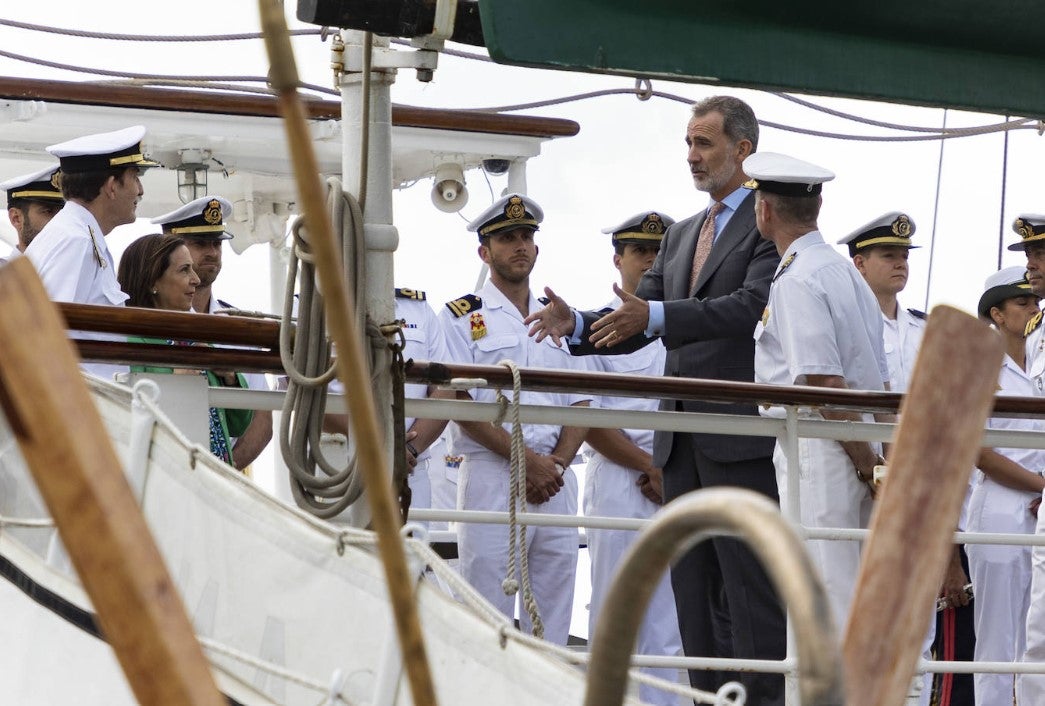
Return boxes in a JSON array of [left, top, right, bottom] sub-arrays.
[[924, 109, 949, 312], [279, 178, 366, 519], [1, 18, 1039, 142], [496, 360, 544, 639]]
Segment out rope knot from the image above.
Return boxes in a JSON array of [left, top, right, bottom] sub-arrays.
[[501, 578, 519, 595]]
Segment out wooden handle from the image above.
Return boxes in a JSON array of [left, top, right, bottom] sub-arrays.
[[0, 257, 223, 705], [257, 2, 438, 704], [842, 305, 1003, 706]]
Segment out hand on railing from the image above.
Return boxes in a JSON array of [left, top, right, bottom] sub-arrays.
[[637, 466, 664, 505]]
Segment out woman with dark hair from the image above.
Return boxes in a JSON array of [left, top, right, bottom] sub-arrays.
[[117, 233, 252, 467]]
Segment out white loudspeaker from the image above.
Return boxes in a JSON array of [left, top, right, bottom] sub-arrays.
[[431, 163, 469, 213]]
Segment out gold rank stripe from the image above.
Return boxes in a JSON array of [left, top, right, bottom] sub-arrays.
[[168, 224, 226, 234], [1026, 311, 1043, 337], [10, 189, 62, 199], [614, 231, 663, 241], [855, 235, 914, 249], [109, 152, 158, 166]]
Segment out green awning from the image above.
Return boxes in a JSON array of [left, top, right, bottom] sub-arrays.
[[478, 0, 1045, 117]]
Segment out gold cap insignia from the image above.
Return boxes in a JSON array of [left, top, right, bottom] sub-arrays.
[[1017, 219, 1037, 239], [891, 215, 912, 237], [50, 171, 62, 190], [743, 178, 759, 190], [505, 196, 526, 221], [641, 213, 664, 234], [203, 199, 223, 226]]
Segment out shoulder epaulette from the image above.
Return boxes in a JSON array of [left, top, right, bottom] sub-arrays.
[[538, 296, 550, 305], [1027, 311, 1044, 337], [907, 308, 927, 320], [395, 287, 426, 301], [216, 298, 235, 310], [445, 294, 482, 318]]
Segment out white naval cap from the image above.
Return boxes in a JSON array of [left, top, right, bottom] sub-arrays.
[[46, 125, 160, 174], [150, 195, 234, 240], [742, 152, 835, 196], [837, 212, 918, 256], [1008, 214, 1045, 251], [1, 164, 64, 205], [978, 265, 1035, 317], [467, 193, 543, 238], [601, 211, 675, 246]]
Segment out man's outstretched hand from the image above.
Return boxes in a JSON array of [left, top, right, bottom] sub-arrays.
[[588, 283, 651, 349], [524, 286, 575, 346]]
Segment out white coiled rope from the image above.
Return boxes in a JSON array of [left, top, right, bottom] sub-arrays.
[[495, 359, 544, 639]]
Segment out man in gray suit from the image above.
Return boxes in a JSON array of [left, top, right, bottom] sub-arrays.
[[526, 96, 784, 704]]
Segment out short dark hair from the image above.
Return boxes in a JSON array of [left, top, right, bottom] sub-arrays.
[[60, 166, 133, 202], [762, 192, 821, 226], [692, 96, 759, 152], [117, 233, 187, 309]]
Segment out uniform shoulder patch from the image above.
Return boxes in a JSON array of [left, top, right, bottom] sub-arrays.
[[538, 296, 550, 305], [395, 287, 426, 301], [216, 298, 235, 310], [445, 293, 482, 318], [907, 308, 927, 320], [1027, 311, 1044, 337]]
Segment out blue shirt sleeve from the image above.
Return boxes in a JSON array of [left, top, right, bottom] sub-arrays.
[[646, 301, 665, 337]]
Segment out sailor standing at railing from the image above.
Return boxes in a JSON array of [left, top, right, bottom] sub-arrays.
[[24, 125, 160, 380], [579, 211, 683, 705], [1, 163, 64, 259], [840, 213, 973, 706], [968, 267, 1045, 706], [748, 152, 893, 630], [1009, 214, 1045, 703], [151, 196, 274, 472], [439, 194, 591, 645]]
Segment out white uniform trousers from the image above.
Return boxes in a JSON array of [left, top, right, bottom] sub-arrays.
[[458, 453, 578, 645], [584, 453, 683, 706], [1020, 487, 1045, 703], [773, 436, 873, 630], [968, 477, 1035, 704]]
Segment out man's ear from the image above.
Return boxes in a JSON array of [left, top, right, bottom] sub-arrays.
[[478, 242, 490, 263], [852, 254, 867, 275], [735, 139, 753, 162], [612, 252, 623, 272], [8, 207, 23, 232]]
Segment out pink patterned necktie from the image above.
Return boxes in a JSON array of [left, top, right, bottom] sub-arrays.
[[689, 201, 724, 292]]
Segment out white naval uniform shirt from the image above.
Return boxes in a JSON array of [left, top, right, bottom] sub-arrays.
[[1026, 313, 1045, 395], [395, 293, 451, 463], [580, 297, 666, 457], [882, 305, 926, 393], [754, 231, 889, 396], [439, 281, 592, 457], [24, 201, 128, 379]]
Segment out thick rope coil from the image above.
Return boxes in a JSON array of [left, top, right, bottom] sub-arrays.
[[497, 359, 544, 639], [279, 177, 372, 519]]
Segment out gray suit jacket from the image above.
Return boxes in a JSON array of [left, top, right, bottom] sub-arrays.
[[572, 191, 778, 465]]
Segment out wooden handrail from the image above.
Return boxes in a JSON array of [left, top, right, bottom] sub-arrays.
[[59, 303, 282, 348], [0, 76, 580, 139], [404, 360, 1045, 417], [55, 309, 1045, 417], [76, 341, 283, 374]]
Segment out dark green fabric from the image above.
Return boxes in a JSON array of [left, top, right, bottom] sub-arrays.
[[129, 335, 254, 462]]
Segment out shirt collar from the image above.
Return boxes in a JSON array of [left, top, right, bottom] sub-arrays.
[[715, 185, 751, 213]]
